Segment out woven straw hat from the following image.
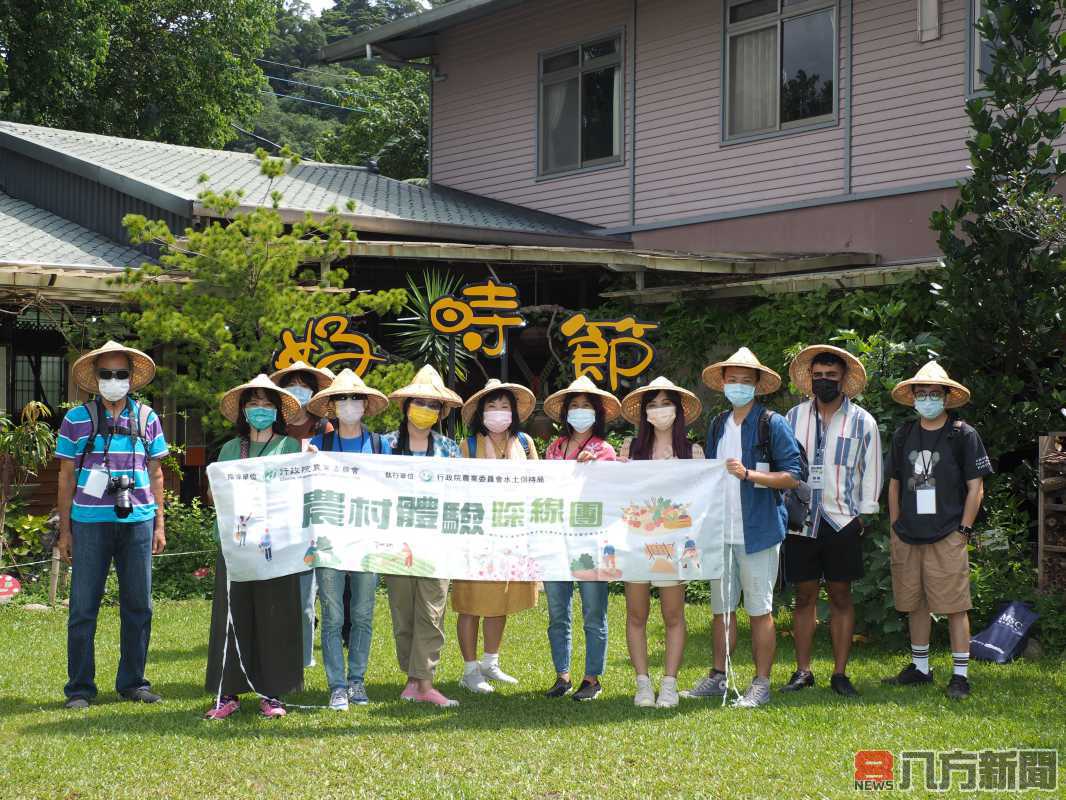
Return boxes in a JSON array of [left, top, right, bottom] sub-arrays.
[[462, 379, 536, 425], [891, 360, 971, 409], [269, 360, 333, 391], [701, 347, 782, 395], [542, 375, 622, 423], [71, 340, 156, 394], [620, 376, 702, 426], [388, 364, 463, 409], [789, 344, 867, 398], [220, 374, 301, 424], [306, 368, 389, 419]]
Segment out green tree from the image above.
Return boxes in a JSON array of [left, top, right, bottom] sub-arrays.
[[930, 0, 1066, 483], [319, 0, 427, 42], [0, 0, 275, 148], [116, 149, 406, 443]]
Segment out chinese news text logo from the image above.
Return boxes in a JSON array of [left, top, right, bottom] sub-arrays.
[[854, 749, 1057, 792]]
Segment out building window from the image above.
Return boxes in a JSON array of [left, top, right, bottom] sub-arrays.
[[539, 35, 623, 175], [725, 0, 837, 140], [970, 0, 994, 93], [13, 353, 66, 414]]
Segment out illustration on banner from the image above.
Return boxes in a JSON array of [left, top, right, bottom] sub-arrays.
[[622, 497, 693, 532]]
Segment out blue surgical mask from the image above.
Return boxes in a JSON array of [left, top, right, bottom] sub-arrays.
[[724, 383, 756, 408], [288, 386, 313, 407], [915, 397, 945, 420], [567, 408, 596, 433], [244, 406, 277, 431]]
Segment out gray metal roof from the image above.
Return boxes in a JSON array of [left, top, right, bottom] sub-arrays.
[[0, 192, 146, 270], [0, 121, 610, 247], [320, 0, 525, 62]]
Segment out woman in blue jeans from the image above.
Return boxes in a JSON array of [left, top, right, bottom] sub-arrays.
[[540, 376, 620, 701], [306, 369, 392, 711]]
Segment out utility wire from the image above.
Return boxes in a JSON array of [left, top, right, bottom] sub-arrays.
[[229, 123, 282, 151], [261, 90, 365, 113], [265, 73, 375, 102]]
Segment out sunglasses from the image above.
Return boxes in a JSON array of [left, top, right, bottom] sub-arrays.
[[97, 369, 131, 380]]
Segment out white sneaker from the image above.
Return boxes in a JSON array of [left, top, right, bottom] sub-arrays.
[[656, 677, 679, 708], [459, 670, 495, 694], [328, 687, 349, 711], [480, 661, 519, 685], [634, 675, 656, 708]]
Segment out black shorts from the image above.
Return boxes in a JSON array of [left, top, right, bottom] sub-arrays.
[[784, 517, 864, 583]]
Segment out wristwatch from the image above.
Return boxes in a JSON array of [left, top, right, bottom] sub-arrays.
[[958, 525, 974, 538]]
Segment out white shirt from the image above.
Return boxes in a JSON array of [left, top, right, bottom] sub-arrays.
[[720, 414, 745, 545], [785, 397, 883, 536]]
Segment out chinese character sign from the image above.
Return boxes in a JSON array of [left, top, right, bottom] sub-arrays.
[[559, 313, 658, 391], [273, 314, 386, 375], [207, 452, 727, 583], [428, 279, 525, 357]]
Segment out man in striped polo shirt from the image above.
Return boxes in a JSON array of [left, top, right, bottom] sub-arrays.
[[55, 341, 169, 709], [781, 345, 882, 697]]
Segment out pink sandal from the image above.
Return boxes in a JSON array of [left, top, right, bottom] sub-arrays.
[[414, 688, 459, 708]]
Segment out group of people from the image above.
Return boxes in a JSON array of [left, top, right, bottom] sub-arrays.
[[54, 337, 991, 718]]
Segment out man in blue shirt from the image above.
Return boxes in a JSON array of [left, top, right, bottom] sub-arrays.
[[55, 341, 168, 709], [682, 347, 802, 708]]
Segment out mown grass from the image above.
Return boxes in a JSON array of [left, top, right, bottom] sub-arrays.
[[1, 594, 1063, 799]]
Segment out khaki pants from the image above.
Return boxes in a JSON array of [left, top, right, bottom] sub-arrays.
[[384, 575, 449, 680]]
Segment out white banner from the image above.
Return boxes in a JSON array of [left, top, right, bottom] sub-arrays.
[[207, 452, 727, 583]]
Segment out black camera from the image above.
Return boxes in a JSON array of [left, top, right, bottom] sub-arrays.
[[106, 475, 135, 518]]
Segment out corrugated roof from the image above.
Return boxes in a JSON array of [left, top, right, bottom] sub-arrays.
[[0, 121, 610, 247], [0, 192, 147, 270]]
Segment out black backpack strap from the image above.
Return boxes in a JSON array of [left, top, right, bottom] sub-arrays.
[[947, 416, 967, 472], [130, 400, 155, 458], [322, 428, 335, 452], [891, 420, 917, 481], [757, 409, 774, 464], [370, 432, 382, 455], [75, 400, 102, 476]]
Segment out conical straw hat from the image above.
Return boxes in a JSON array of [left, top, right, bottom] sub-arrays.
[[891, 360, 971, 409], [462, 379, 536, 425], [701, 347, 781, 395], [388, 364, 463, 409], [307, 368, 389, 419], [542, 375, 621, 423], [789, 344, 867, 398], [71, 340, 156, 394], [269, 360, 333, 391], [620, 376, 702, 426], [220, 374, 301, 424]]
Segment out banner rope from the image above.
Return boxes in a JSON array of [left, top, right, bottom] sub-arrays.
[[1, 548, 217, 572]]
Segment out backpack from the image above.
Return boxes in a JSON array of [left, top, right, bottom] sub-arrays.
[[709, 408, 811, 532], [890, 414, 987, 525], [466, 432, 533, 458], [76, 398, 154, 477], [320, 425, 382, 454]]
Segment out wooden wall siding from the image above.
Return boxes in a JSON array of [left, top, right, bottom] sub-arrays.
[[850, 0, 971, 192], [432, 0, 633, 228], [632, 0, 848, 224]]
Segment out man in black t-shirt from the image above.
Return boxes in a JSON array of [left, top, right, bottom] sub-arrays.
[[882, 361, 992, 700]]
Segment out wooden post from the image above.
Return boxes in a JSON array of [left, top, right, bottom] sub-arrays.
[[49, 546, 61, 606]]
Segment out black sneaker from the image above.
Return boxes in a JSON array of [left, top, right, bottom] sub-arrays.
[[571, 679, 602, 702], [121, 686, 162, 703], [544, 678, 572, 698], [945, 674, 971, 700], [779, 669, 815, 692], [881, 664, 933, 686], [64, 696, 90, 710], [830, 673, 859, 697]]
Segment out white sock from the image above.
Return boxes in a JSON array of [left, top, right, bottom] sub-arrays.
[[463, 660, 480, 675], [661, 676, 677, 688], [480, 652, 499, 668], [636, 674, 651, 685], [911, 643, 930, 675], [952, 652, 969, 678]]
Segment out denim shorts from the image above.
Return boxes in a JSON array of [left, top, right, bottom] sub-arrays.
[[710, 542, 780, 616]]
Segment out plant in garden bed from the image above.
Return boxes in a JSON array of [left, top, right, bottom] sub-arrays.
[[0, 401, 56, 569]]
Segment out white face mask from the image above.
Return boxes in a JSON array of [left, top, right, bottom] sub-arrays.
[[483, 409, 512, 434], [646, 406, 677, 431], [98, 379, 130, 403], [335, 399, 365, 425]]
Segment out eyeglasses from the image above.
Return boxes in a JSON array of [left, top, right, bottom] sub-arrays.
[[97, 369, 131, 380], [914, 391, 945, 401]]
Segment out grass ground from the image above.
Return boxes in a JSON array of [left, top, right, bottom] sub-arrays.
[[1, 594, 1064, 800]]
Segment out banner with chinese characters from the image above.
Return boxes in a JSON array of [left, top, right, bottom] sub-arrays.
[[208, 452, 727, 583]]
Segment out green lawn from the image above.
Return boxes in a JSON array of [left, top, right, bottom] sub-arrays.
[[1, 594, 1063, 799]]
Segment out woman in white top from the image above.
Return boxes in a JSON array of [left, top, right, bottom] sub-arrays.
[[618, 377, 704, 709]]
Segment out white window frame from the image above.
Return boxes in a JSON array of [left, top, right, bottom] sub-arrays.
[[537, 32, 624, 177], [723, 0, 839, 143], [969, 0, 994, 94]]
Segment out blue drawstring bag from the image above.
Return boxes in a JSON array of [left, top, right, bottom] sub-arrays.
[[970, 601, 1039, 663]]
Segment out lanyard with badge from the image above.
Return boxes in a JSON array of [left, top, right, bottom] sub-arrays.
[[82, 399, 136, 499], [915, 423, 947, 515], [807, 405, 827, 491]]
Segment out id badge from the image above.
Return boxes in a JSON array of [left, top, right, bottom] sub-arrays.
[[755, 461, 770, 489], [808, 463, 825, 491], [83, 469, 109, 499], [916, 487, 936, 515]]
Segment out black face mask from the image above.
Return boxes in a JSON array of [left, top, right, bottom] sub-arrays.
[[812, 378, 841, 403]]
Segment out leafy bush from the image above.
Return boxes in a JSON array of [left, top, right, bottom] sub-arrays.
[[152, 493, 217, 601]]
